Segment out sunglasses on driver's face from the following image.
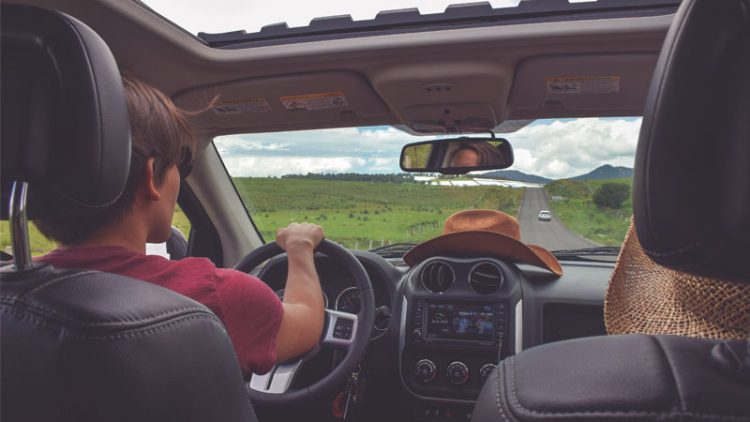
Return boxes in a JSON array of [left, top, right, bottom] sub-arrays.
[[178, 148, 193, 179]]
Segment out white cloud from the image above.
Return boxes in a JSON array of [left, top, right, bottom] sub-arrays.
[[221, 156, 366, 177], [216, 135, 289, 152], [508, 118, 641, 179]]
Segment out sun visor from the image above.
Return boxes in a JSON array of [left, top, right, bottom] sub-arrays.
[[508, 54, 658, 119], [174, 71, 390, 133]]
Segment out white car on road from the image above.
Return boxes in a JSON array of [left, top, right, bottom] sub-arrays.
[[538, 210, 552, 221]]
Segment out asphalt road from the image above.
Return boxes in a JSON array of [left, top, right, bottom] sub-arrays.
[[518, 187, 598, 251]]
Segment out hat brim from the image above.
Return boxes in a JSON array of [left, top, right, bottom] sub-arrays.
[[403, 231, 562, 276], [605, 221, 750, 339]]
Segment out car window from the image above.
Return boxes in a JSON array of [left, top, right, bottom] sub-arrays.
[[0, 206, 192, 258], [215, 117, 640, 253]]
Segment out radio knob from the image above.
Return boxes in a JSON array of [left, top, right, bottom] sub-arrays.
[[411, 329, 422, 341], [446, 361, 469, 385], [415, 359, 436, 383], [480, 363, 497, 384]]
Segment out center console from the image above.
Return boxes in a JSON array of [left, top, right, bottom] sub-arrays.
[[400, 257, 522, 411]]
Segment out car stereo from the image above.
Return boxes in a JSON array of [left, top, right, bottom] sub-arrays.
[[410, 300, 507, 347]]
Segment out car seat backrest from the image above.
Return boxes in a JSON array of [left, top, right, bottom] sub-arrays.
[[633, 0, 750, 282], [0, 5, 257, 421], [0, 5, 131, 220]]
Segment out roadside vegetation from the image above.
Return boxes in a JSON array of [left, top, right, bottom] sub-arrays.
[[233, 177, 521, 249], [1, 206, 192, 257], [592, 182, 630, 209], [544, 178, 632, 246], [1, 176, 518, 256]]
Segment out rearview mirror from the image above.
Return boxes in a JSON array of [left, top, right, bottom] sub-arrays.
[[400, 137, 514, 174]]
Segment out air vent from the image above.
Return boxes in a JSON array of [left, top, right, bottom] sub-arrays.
[[420, 261, 454, 293], [468, 262, 504, 294]]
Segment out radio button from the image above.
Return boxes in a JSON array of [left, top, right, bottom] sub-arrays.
[[480, 363, 497, 384], [415, 359, 437, 383], [446, 361, 469, 385]]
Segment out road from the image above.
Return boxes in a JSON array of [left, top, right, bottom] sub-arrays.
[[517, 187, 597, 251]]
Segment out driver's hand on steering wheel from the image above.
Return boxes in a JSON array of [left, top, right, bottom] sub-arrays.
[[276, 222, 325, 253]]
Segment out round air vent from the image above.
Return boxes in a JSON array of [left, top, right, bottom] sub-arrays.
[[420, 261, 454, 293], [468, 262, 504, 294]]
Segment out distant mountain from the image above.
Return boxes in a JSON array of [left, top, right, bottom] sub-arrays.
[[480, 170, 552, 184], [569, 165, 633, 181]]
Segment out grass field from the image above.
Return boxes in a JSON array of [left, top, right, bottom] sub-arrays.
[[1, 180, 519, 255], [544, 178, 632, 246], [1, 206, 191, 257], [234, 178, 521, 249]]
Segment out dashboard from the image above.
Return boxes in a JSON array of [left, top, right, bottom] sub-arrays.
[[255, 251, 611, 422]]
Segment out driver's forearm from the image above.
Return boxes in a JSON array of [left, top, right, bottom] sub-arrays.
[[276, 244, 325, 359], [283, 244, 324, 311]]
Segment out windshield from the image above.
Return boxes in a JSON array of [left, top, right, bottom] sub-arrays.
[[215, 117, 640, 256]]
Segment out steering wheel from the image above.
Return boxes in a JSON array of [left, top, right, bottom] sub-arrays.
[[234, 239, 374, 405]]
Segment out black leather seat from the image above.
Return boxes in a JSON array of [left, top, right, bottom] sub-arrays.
[[0, 5, 257, 422], [471, 0, 750, 420]]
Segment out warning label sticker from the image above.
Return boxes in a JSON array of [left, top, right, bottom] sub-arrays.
[[212, 98, 272, 115], [546, 76, 620, 95], [280, 92, 349, 111]]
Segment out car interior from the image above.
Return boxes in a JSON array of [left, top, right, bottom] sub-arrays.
[[1, 0, 749, 421]]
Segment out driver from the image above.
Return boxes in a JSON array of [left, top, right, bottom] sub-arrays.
[[34, 75, 325, 377], [448, 141, 507, 167]]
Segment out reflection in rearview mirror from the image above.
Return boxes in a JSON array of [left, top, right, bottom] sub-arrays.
[[401, 144, 432, 169], [400, 137, 514, 174]]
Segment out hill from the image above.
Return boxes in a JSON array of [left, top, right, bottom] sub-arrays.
[[481, 170, 552, 184], [569, 164, 633, 181]]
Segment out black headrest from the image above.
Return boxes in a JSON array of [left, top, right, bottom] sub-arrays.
[[633, 0, 750, 282], [0, 4, 130, 219]]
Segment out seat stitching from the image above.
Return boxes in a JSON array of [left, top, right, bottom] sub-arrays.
[[26, 270, 102, 296], [1, 297, 207, 326], [66, 314, 224, 340], [495, 360, 511, 421], [1, 307, 69, 333], [2, 306, 223, 340], [506, 357, 750, 420]]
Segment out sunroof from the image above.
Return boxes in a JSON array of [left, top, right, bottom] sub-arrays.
[[138, 1, 519, 35], [136, 0, 680, 47]]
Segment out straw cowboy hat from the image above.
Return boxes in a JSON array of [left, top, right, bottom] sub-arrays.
[[605, 220, 750, 339], [403, 209, 562, 276]]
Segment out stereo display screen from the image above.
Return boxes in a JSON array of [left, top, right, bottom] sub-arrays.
[[425, 302, 495, 342]]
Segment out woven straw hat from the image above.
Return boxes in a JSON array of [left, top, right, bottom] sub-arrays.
[[605, 220, 750, 340], [403, 209, 562, 276]]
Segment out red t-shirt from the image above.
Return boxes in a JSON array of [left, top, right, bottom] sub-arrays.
[[37, 246, 283, 375]]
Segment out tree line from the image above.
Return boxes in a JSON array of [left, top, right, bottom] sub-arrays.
[[280, 172, 415, 183]]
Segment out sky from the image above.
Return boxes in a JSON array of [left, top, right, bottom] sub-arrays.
[[215, 118, 641, 180]]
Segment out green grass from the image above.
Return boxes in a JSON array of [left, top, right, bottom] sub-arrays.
[[0, 222, 57, 257], [544, 178, 632, 246], [233, 178, 521, 249], [1, 206, 192, 257], [2, 180, 519, 254]]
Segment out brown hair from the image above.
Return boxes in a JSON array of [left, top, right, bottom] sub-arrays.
[[453, 141, 507, 166], [34, 75, 197, 246]]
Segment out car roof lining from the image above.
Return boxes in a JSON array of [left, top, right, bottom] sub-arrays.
[[13, 0, 670, 143]]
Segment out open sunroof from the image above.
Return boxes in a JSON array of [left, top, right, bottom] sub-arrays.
[[138, 0, 681, 49]]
